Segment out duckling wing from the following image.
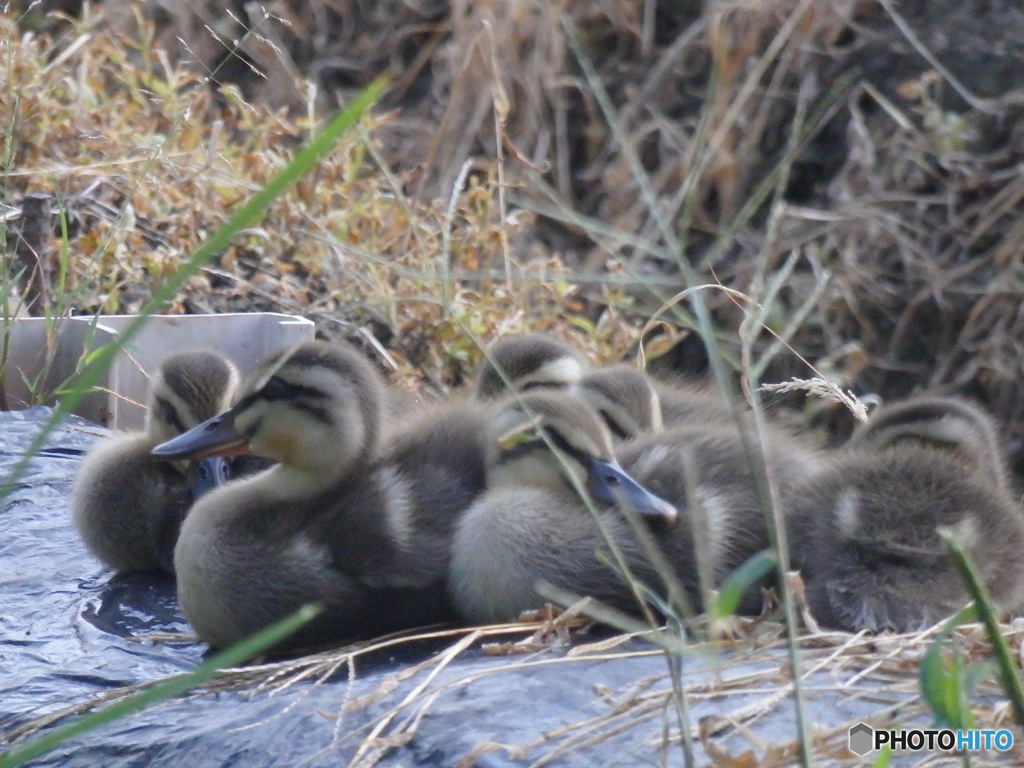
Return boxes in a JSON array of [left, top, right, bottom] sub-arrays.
[[380, 403, 490, 541], [71, 434, 193, 574], [304, 407, 491, 628], [450, 487, 663, 624]]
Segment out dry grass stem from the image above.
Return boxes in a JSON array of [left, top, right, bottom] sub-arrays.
[[3, 612, 1019, 765]]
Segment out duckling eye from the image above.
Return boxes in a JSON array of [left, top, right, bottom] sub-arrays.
[[261, 376, 290, 400]]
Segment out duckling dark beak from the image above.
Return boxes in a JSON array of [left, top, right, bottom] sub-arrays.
[[151, 408, 251, 460], [587, 457, 678, 525]]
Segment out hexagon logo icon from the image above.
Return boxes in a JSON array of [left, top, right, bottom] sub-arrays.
[[849, 722, 873, 755]]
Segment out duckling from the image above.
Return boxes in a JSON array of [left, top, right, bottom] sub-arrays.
[[787, 396, 1024, 633], [517, 363, 805, 613], [152, 340, 493, 650], [448, 390, 678, 625], [471, 333, 585, 400], [71, 350, 240, 575], [617, 417, 825, 615]]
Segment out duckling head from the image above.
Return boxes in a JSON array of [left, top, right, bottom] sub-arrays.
[[487, 391, 677, 524], [570, 364, 663, 441], [472, 333, 585, 400], [146, 350, 240, 446], [153, 341, 384, 484], [146, 350, 240, 493], [848, 396, 1008, 487]]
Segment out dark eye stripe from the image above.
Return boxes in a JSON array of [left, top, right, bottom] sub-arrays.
[[154, 396, 187, 434], [500, 426, 593, 468], [235, 377, 327, 407], [230, 377, 335, 434], [291, 401, 334, 426], [261, 376, 329, 401], [547, 429, 594, 464], [600, 410, 632, 441], [521, 380, 560, 392], [228, 375, 332, 430]]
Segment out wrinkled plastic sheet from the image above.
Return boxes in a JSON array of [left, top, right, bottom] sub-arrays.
[[0, 407, 995, 767]]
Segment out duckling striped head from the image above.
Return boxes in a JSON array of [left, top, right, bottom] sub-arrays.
[[848, 396, 1009, 487], [571, 364, 663, 441], [488, 391, 677, 523], [472, 334, 585, 400], [147, 350, 240, 446], [153, 341, 384, 477]]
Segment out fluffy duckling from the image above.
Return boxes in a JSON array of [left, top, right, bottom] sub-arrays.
[[448, 391, 678, 624], [788, 396, 1024, 633], [471, 333, 585, 400], [152, 340, 492, 650], [71, 350, 240, 574], [617, 418, 825, 615]]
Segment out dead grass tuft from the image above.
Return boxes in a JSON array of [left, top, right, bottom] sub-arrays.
[[1, 8, 638, 388], [9, 3, 1024, 451]]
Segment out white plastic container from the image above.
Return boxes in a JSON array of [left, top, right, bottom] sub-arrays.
[[3, 313, 315, 429]]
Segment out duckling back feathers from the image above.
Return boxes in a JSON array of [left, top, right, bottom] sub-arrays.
[[618, 421, 822, 597], [787, 444, 1024, 632], [847, 396, 1010, 488]]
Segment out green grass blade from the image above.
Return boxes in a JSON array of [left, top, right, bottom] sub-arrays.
[[941, 530, 1024, 725], [919, 603, 976, 730], [0, 604, 322, 768], [962, 659, 996, 698], [711, 550, 776, 621]]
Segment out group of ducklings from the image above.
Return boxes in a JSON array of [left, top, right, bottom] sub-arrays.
[[70, 335, 1024, 650]]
